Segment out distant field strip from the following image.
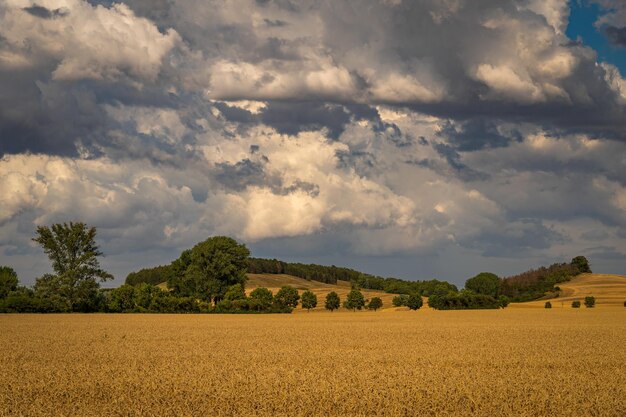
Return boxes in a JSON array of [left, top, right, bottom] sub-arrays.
[[510, 273, 626, 308], [246, 273, 405, 311], [1, 310, 625, 416]]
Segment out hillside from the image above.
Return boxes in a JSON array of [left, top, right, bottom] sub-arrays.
[[246, 274, 423, 312], [510, 273, 626, 308]]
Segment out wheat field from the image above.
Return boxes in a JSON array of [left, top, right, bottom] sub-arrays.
[[1, 310, 625, 416], [510, 273, 626, 308]]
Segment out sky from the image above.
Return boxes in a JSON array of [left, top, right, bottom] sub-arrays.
[[0, 0, 625, 287]]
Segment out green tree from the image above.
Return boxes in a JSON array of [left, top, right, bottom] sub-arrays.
[[250, 287, 273, 303], [224, 283, 246, 301], [368, 297, 383, 311], [545, 301, 552, 308], [345, 289, 365, 311], [32, 222, 112, 311], [465, 272, 501, 297], [108, 285, 136, 312], [0, 266, 18, 299], [498, 295, 510, 308], [275, 285, 300, 308], [571, 256, 591, 274], [325, 291, 340, 311], [407, 293, 423, 310], [167, 236, 250, 304], [249, 287, 273, 311], [584, 296, 595, 308], [301, 290, 318, 311], [133, 283, 164, 310], [392, 295, 407, 307], [572, 300, 581, 308]]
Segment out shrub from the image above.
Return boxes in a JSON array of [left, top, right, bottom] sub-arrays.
[[498, 295, 510, 308], [545, 301, 552, 308], [572, 300, 581, 308], [584, 296, 595, 308], [392, 295, 408, 307], [368, 297, 383, 311], [231, 299, 250, 311]]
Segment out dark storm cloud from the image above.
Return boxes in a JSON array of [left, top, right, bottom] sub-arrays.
[[263, 18, 288, 27], [604, 26, 626, 47], [410, 144, 489, 182], [463, 219, 563, 258], [6, 0, 626, 156], [215, 158, 319, 196], [437, 119, 522, 152], [215, 101, 380, 140], [23, 5, 68, 19], [585, 245, 626, 260], [0, 76, 181, 157]]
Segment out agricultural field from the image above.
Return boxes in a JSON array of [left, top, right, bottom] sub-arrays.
[[509, 273, 626, 308], [1, 309, 625, 416]]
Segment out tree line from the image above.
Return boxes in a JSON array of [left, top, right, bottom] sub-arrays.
[[127, 257, 459, 297], [0, 223, 401, 313], [424, 256, 592, 310], [0, 222, 597, 313]]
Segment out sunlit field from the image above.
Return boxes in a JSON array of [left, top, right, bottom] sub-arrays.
[[1, 310, 624, 416]]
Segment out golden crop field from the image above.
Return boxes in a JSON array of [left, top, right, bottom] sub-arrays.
[[510, 273, 626, 308], [1, 309, 625, 416]]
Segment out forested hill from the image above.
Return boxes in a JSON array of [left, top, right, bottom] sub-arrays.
[[126, 257, 457, 296], [247, 258, 457, 295], [500, 256, 591, 302]]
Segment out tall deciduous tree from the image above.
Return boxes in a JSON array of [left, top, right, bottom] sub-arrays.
[[32, 222, 112, 311], [167, 236, 250, 303], [465, 272, 501, 297], [0, 266, 18, 299]]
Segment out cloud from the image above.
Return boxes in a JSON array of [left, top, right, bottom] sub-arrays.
[[0, 0, 625, 283], [604, 26, 626, 47]]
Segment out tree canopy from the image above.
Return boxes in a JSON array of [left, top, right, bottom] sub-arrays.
[[0, 266, 18, 299], [167, 236, 250, 303], [301, 290, 318, 311], [571, 256, 591, 274], [325, 291, 340, 311], [32, 222, 112, 311], [368, 297, 383, 311], [407, 294, 423, 310], [275, 285, 300, 308], [465, 272, 501, 297], [345, 289, 365, 311]]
